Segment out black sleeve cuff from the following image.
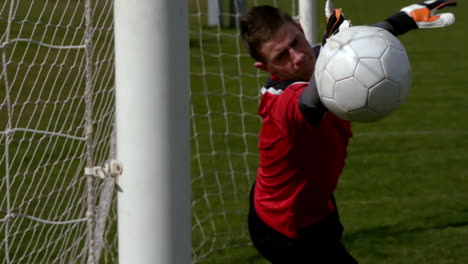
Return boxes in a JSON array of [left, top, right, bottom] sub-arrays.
[[385, 11, 418, 36], [298, 83, 327, 127]]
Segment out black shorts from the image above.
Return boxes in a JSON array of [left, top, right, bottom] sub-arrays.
[[248, 184, 358, 264]]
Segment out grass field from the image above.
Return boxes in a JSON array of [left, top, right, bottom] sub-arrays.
[[190, 0, 468, 263]]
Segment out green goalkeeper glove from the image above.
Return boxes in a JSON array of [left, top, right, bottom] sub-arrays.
[[322, 0, 351, 45], [401, 0, 457, 28]]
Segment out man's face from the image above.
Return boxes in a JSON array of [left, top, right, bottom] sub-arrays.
[[255, 23, 316, 82]]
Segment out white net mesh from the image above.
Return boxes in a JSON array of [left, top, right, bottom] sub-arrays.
[[190, 1, 301, 262], [0, 0, 117, 263]]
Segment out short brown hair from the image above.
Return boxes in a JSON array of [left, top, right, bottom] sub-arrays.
[[239, 5, 297, 62]]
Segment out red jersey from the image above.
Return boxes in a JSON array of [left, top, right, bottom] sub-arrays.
[[254, 78, 352, 239]]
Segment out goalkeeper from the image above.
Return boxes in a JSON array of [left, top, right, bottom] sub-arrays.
[[239, 0, 456, 263]]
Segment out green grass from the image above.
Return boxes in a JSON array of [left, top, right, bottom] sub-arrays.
[[190, 0, 468, 263]]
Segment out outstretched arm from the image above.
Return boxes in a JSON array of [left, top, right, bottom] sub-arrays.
[[299, 0, 457, 127], [321, 0, 457, 39], [377, 0, 457, 36], [299, 75, 327, 127]]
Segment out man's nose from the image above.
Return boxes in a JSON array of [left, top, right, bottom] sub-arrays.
[[289, 48, 304, 65]]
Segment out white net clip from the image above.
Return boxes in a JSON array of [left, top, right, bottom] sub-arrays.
[[109, 160, 123, 177], [85, 159, 123, 179]]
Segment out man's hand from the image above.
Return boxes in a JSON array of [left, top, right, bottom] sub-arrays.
[[322, 0, 351, 45], [401, 0, 457, 28]]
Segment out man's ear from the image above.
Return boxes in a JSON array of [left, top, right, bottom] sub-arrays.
[[254, 61, 268, 72]]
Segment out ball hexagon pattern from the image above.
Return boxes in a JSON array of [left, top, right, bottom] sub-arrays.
[[314, 26, 412, 122]]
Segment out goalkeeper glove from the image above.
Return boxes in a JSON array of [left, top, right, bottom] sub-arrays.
[[402, 0, 457, 29], [322, 0, 351, 45]]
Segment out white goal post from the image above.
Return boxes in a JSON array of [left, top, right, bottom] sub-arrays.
[[114, 0, 191, 263], [300, 0, 318, 45]]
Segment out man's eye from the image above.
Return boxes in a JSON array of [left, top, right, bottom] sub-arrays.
[[276, 51, 287, 62], [291, 39, 298, 47]]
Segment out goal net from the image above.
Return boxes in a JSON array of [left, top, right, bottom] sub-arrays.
[[190, 0, 307, 262], [1, 0, 315, 263], [1, 0, 117, 263]]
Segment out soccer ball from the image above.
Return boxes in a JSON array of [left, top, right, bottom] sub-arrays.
[[314, 26, 412, 122]]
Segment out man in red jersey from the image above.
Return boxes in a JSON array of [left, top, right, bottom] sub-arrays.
[[239, 1, 456, 263]]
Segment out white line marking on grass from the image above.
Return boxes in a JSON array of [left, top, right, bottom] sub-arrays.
[[341, 193, 459, 206], [355, 129, 468, 138]]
